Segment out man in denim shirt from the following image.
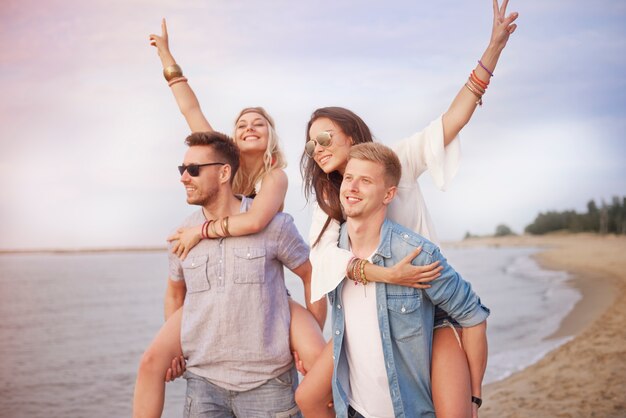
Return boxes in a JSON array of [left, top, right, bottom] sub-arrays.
[[163, 132, 325, 417], [329, 143, 489, 418]]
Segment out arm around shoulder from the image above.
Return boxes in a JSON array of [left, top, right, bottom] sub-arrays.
[[223, 168, 287, 236]]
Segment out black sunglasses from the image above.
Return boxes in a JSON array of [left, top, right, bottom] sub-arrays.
[[178, 162, 225, 176]]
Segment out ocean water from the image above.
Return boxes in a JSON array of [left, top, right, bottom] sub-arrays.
[[0, 246, 580, 417], [441, 246, 580, 384]]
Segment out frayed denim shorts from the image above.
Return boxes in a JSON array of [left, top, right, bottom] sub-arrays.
[[434, 306, 461, 329]]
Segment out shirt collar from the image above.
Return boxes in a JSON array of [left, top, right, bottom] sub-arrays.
[[338, 218, 394, 259]]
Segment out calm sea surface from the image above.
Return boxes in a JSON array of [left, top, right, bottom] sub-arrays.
[[0, 246, 579, 417]]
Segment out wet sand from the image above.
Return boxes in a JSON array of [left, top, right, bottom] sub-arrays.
[[448, 233, 626, 417]]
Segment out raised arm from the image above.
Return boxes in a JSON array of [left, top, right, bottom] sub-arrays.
[[149, 18, 213, 132], [169, 168, 287, 260], [441, 0, 518, 145]]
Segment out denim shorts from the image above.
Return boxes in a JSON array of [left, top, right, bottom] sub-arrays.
[[183, 367, 301, 418], [433, 306, 461, 329]]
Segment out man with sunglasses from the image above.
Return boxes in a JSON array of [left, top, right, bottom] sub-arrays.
[[166, 131, 323, 417]]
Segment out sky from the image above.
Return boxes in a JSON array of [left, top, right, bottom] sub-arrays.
[[0, 0, 625, 250]]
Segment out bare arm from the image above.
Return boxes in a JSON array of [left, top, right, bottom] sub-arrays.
[[442, 0, 518, 145], [291, 260, 327, 330], [149, 19, 213, 132], [462, 321, 488, 417], [164, 278, 186, 320], [225, 168, 287, 236], [168, 169, 288, 260], [364, 246, 442, 288]]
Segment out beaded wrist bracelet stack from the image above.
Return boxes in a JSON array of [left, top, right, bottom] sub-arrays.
[[464, 60, 493, 106], [346, 257, 370, 285], [201, 217, 232, 239], [163, 64, 188, 87]]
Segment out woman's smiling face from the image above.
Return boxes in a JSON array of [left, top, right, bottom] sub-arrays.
[[234, 112, 269, 154], [308, 117, 353, 175]]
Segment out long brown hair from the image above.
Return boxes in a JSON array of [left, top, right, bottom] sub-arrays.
[[300, 107, 374, 245]]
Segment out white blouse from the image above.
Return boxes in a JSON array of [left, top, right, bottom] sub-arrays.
[[309, 115, 461, 302]]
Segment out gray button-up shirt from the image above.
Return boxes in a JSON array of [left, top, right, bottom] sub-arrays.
[[168, 198, 309, 391]]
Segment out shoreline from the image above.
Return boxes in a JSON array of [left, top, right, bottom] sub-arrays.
[[0, 246, 167, 255], [450, 233, 626, 417]]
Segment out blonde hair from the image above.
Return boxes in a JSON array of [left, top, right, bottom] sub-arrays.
[[231, 107, 287, 196], [348, 143, 402, 187]]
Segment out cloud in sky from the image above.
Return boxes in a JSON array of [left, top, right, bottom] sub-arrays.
[[1, 0, 625, 249]]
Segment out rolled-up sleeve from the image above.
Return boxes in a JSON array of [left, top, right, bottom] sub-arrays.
[[275, 214, 310, 271], [309, 203, 353, 302], [424, 248, 490, 327], [168, 237, 184, 282], [392, 115, 461, 191]]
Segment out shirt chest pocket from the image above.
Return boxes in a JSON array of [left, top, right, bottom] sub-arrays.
[[182, 255, 211, 293], [233, 247, 266, 284], [387, 293, 422, 342]]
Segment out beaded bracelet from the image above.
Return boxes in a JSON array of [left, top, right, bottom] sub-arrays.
[[478, 60, 494, 77], [359, 259, 369, 285]]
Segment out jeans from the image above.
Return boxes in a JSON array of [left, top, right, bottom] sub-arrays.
[[183, 367, 301, 418]]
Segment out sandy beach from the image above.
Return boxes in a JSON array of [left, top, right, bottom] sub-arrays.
[[447, 233, 626, 418]]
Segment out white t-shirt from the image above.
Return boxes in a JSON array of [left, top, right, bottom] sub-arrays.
[[342, 254, 394, 418], [309, 115, 461, 302]]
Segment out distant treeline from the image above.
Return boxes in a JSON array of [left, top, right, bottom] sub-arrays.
[[525, 196, 626, 235]]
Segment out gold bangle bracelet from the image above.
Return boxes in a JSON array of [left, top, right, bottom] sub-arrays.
[[222, 216, 231, 237], [163, 64, 183, 81]]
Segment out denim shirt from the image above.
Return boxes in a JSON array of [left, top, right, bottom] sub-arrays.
[[329, 219, 490, 418]]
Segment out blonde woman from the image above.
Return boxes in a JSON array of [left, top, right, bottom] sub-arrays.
[[131, 21, 327, 418]]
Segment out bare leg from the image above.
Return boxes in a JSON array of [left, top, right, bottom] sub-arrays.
[[288, 299, 326, 371], [432, 327, 472, 418], [295, 340, 335, 418], [132, 307, 184, 418]]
